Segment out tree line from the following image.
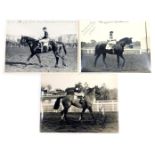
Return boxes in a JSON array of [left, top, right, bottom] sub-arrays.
[[41, 82, 117, 100]]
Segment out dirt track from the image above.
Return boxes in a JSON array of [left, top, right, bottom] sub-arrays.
[[5, 46, 78, 72], [40, 112, 118, 133], [82, 52, 151, 72]]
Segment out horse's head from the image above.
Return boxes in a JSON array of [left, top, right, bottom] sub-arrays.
[[94, 86, 101, 96], [118, 37, 132, 47], [126, 37, 132, 44], [84, 87, 96, 103], [86, 87, 96, 95], [20, 36, 27, 45], [20, 36, 38, 47]]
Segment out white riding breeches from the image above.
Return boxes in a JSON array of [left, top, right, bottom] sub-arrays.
[[39, 38, 49, 46], [106, 40, 116, 50]]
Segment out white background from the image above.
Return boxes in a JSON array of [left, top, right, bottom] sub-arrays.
[[0, 0, 155, 155]]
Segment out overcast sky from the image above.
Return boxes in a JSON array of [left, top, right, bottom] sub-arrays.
[[6, 21, 78, 39], [80, 21, 149, 42], [41, 73, 117, 90]]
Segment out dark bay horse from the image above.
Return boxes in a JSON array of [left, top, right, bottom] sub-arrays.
[[53, 87, 97, 121], [20, 36, 67, 67], [94, 37, 132, 68]]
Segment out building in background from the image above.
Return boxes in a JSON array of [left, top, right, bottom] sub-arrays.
[[58, 34, 77, 44]]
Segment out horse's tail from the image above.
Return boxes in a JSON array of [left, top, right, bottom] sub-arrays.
[[95, 43, 106, 56], [62, 43, 67, 55], [56, 42, 67, 55], [53, 97, 63, 109], [94, 45, 98, 56]]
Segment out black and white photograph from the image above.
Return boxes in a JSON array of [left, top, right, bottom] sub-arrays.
[[40, 74, 118, 133], [1, 0, 155, 155], [5, 21, 78, 72], [81, 21, 151, 72]]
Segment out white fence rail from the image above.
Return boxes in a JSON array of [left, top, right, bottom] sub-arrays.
[[41, 100, 118, 113], [81, 48, 144, 54], [41, 94, 65, 100]]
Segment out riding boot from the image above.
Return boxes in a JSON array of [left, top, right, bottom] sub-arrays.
[[34, 45, 39, 51], [41, 46, 43, 53], [49, 45, 52, 51], [43, 46, 48, 53]]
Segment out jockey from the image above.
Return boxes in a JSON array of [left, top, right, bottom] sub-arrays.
[[35, 27, 50, 52], [105, 31, 117, 54], [74, 91, 85, 106]]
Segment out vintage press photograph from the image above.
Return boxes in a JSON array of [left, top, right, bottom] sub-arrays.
[[81, 21, 151, 72], [5, 21, 78, 72], [40, 74, 118, 133]]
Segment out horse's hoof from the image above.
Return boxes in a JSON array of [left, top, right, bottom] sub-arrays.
[[63, 64, 67, 67], [63, 63, 66, 66], [55, 65, 58, 68]]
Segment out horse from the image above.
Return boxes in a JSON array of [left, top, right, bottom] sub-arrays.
[[94, 37, 132, 68], [20, 36, 67, 68], [53, 87, 98, 122]]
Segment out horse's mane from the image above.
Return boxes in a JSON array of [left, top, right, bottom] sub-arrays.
[[86, 88, 95, 95], [22, 36, 37, 41], [118, 37, 130, 43], [65, 87, 75, 95]]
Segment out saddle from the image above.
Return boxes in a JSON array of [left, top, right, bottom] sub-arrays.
[[106, 41, 117, 54], [79, 96, 86, 106], [36, 41, 52, 53], [106, 41, 116, 49]]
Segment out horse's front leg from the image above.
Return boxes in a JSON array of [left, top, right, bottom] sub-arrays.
[[94, 53, 101, 67], [61, 55, 67, 67], [36, 54, 43, 67], [60, 109, 65, 120], [88, 107, 96, 122], [54, 52, 59, 68], [59, 47, 67, 67], [64, 107, 69, 122], [102, 53, 107, 68], [117, 55, 120, 68], [79, 107, 86, 121], [26, 54, 34, 65], [120, 54, 125, 68], [55, 56, 59, 68]]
